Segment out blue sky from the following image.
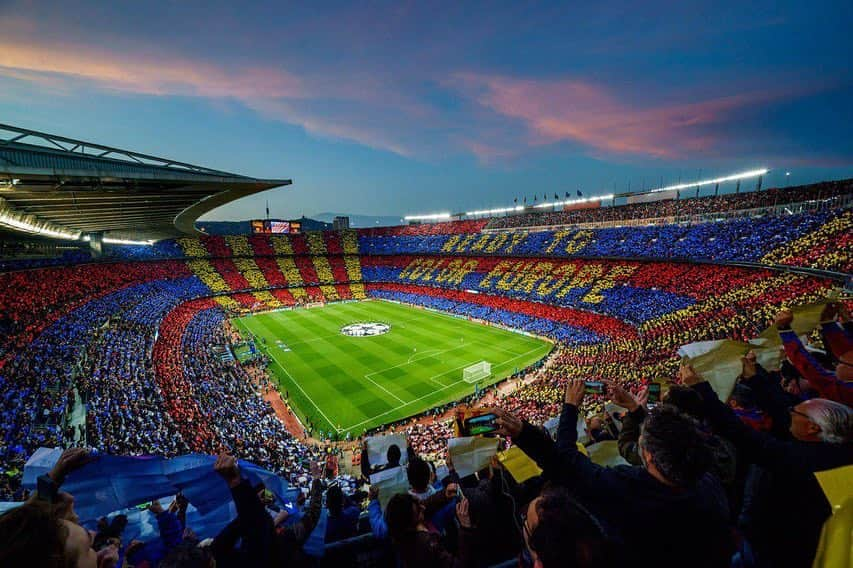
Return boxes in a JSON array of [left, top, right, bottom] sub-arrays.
[[1, 1, 851, 222]]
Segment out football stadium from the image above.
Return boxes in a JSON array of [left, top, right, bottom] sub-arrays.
[[0, 4, 852, 568], [233, 301, 552, 437]]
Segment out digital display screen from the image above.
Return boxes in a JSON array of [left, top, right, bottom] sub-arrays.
[[251, 220, 300, 234], [269, 221, 290, 234]]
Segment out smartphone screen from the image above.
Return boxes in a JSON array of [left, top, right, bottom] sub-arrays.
[[584, 381, 605, 394], [464, 413, 498, 436], [647, 382, 661, 403], [136, 501, 152, 511]]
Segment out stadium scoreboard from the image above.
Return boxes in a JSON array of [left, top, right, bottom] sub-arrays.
[[251, 219, 302, 234]]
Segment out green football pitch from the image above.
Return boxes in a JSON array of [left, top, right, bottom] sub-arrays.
[[232, 300, 552, 437]]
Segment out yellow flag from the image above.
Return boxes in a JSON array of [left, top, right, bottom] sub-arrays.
[[815, 465, 853, 510], [811, 496, 852, 568]]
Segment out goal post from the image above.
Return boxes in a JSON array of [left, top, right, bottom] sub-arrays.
[[463, 361, 492, 383]]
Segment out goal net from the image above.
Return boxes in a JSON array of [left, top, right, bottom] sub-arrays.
[[463, 361, 492, 383]]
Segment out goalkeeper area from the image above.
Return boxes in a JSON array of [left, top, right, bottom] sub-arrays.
[[232, 299, 552, 437], [463, 361, 491, 383]]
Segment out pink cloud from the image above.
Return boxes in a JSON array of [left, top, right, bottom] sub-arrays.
[[0, 39, 425, 156], [450, 73, 796, 159], [0, 42, 303, 99], [0, 34, 827, 165]]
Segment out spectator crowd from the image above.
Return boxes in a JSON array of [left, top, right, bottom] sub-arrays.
[[0, 180, 850, 566], [2, 303, 850, 567], [484, 178, 852, 230]]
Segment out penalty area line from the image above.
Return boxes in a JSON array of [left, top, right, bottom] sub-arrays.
[[342, 344, 548, 432], [361, 374, 407, 404], [341, 378, 467, 433]]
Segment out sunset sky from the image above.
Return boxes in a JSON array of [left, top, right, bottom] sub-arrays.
[[1, 1, 851, 221]]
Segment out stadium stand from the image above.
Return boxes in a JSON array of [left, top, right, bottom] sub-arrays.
[[0, 178, 851, 567], [484, 178, 852, 229]]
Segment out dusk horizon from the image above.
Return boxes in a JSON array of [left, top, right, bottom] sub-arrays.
[[1, 1, 851, 221]]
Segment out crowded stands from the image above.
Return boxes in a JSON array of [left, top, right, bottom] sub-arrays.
[[0, 178, 850, 567], [485, 178, 852, 229]]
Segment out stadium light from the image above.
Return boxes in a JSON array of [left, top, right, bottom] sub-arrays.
[[102, 237, 155, 246], [0, 213, 81, 240], [403, 212, 452, 221], [465, 194, 615, 217], [464, 205, 525, 216], [0, 195, 82, 239], [648, 168, 768, 193], [406, 168, 767, 221], [530, 194, 615, 210]]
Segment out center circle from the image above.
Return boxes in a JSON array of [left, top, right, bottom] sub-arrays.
[[341, 322, 391, 337]]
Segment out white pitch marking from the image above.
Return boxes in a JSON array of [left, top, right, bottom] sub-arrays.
[[265, 347, 343, 434], [366, 343, 470, 378], [361, 373, 407, 404], [243, 301, 551, 435], [342, 344, 548, 432]]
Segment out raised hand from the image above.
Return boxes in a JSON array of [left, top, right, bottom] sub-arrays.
[[564, 379, 585, 407], [605, 380, 639, 411], [678, 362, 703, 386], [213, 453, 241, 488], [456, 497, 473, 528], [491, 408, 523, 438], [635, 386, 649, 409], [48, 448, 93, 484]]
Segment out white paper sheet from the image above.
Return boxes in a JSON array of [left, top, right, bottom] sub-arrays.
[[366, 433, 408, 467], [447, 436, 499, 478], [369, 466, 410, 509]]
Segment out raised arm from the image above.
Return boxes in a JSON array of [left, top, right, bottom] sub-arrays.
[[606, 381, 646, 466], [367, 486, 388, 540], [214, 454, 274, 565], [776, 309, 853, 405], [738, 352, 795, 439], [551, 380, 628, 495], [288, 477, 324, 543], [492, 407, 560, 477], [819, 303, 853, 360], [680, 363, 802, 473]]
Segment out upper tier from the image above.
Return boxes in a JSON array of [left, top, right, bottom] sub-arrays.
[[5, 206, 847, 274], [483, 178, 851, 230]]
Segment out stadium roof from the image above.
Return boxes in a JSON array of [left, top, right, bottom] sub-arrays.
[[0, 124, 291, 241]]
